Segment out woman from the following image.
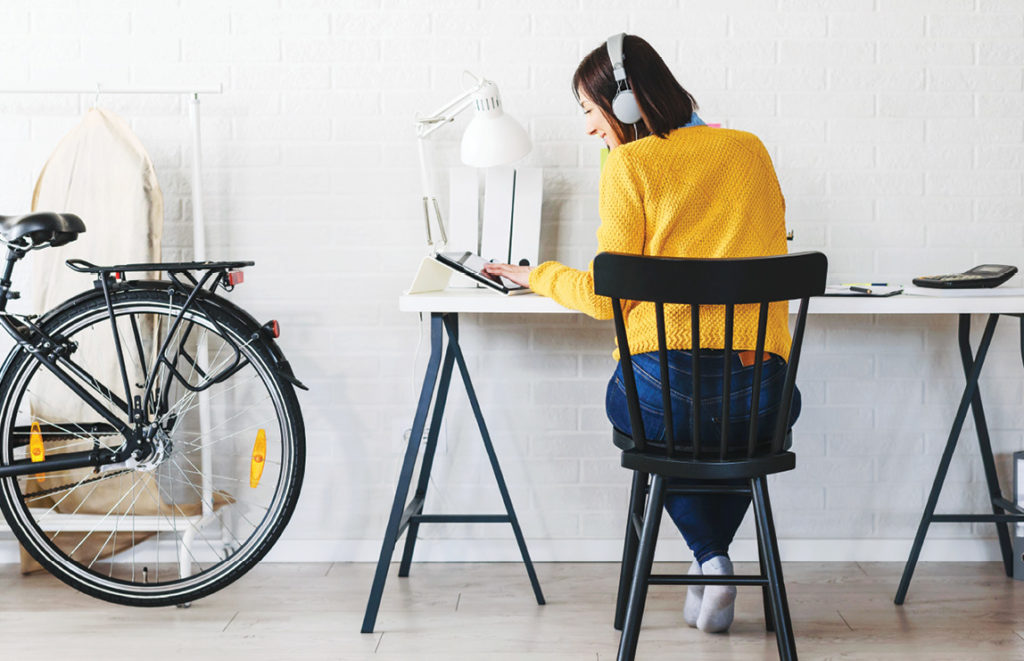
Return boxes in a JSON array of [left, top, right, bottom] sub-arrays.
[[483, 34, 799, 634]]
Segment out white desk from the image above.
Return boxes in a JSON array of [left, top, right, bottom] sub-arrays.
[[399, 287, 1024, 315], [364, 288, 1024, 631]]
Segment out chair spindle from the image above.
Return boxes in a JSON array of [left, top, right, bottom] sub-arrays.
[[655, 303, 674, 457], [613, 298, 646, 451], [721, 304, 734, 460], [747, 302, 769, 458], [691, 304, 701, 459], [772, 297, 810, 453]]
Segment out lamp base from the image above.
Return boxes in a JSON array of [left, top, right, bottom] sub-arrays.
[[406, 255, 453, 295]]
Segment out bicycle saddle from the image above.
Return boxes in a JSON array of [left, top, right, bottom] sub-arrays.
[[0, 212, 86, 247]]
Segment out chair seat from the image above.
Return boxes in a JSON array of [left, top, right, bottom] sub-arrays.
[[619, 443, 796, 480], [612, 426, 792, 451], [0, 212, 85, 247], [613, 426, 795, 478]]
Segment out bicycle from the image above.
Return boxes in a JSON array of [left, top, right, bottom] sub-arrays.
[[0, 211, 306, 607]]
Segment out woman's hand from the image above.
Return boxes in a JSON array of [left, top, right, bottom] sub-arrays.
[[481, 262, 533, 288]]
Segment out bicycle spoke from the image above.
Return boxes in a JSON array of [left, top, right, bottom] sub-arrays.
[[130, 472, 137, 582], [174, 397, 274, 446], [165, 461, 247, 560], [87, 476, 150, 571], [19, 399, 124, 451], [136, 474, 205, 577], [67, 477, 150, 558], [33, 472, 109, 526], [170, 452, 263, 536], [176, 415, 278, 454]]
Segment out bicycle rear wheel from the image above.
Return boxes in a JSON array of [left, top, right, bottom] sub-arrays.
[[0, 284, 304, 606]]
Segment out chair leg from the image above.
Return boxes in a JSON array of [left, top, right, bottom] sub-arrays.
[[751, 476, 797, 661], [614, 471, 648, 631], [617, 474, 667, 661], [754, 500, 776, 633]]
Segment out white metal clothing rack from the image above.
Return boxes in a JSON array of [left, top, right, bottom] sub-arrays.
[[0, 84, 223, 260], [0, 85, 223, 567]]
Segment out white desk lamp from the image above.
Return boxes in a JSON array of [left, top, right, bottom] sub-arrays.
[[415, 72, 531, 251]]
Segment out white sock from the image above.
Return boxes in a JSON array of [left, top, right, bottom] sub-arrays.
[[697, 555, 736, 633], [683, 559, 703, 627]]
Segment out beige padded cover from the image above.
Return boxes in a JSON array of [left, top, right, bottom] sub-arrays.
[[21, 108, 164, 572], [31, 107, 163, 307]]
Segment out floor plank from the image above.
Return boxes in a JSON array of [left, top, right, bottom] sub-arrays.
[[1, 561, 1022, 659]]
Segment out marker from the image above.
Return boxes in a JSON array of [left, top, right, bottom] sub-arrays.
[[850, 286, 872, 294]]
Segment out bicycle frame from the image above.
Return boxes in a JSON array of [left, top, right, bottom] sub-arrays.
[[0, 244, 254, 480]]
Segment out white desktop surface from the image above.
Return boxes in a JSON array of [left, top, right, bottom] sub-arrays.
[[399, 287, 1024, 315]]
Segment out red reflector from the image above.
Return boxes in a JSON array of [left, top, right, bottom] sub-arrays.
[[227, 270, 244, 286], [261, 320, 280, 338]]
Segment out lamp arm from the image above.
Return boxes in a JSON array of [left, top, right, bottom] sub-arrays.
[[416, 95, 476, 139], [415, 74, 489, 138]]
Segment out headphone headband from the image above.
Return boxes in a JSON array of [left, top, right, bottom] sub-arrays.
[[606, 32, 628, 84]]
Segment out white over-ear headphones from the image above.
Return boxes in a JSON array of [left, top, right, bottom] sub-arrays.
[[606, 33, 643, 125]]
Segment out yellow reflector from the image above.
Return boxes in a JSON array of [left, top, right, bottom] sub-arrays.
[[29, 421, 45, 463], [250, 429, 266, 488], [30, 421, 45, 483]]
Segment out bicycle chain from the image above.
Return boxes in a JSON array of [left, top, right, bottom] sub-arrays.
[[29, 468, 133, 498], [26, 434, 130, 499]]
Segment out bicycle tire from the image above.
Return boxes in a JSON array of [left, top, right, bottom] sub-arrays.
[[0, 283, 305, 606]]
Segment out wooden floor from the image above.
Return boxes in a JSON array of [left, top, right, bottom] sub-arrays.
[[2, 561, 1023, 659]]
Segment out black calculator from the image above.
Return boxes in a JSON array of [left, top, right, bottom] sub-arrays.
[[913, 264, 1018, 289]]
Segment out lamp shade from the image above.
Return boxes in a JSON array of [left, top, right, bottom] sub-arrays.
[[460, 81, 531, 168]]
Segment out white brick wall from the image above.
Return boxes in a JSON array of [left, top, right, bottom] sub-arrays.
[[0, 0, 1022, 563]]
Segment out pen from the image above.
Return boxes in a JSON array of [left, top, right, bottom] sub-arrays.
[[849, 286, 872, 294], [841, 282, 888, 287]]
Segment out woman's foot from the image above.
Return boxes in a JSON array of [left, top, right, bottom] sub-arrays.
[[683, 559, 703, 627], [697, 555, 736, 633]]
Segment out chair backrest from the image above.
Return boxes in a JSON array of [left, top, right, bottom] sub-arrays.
[[593, 251, 828, 461]]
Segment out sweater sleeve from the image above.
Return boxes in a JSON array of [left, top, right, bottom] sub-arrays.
[[529, 147, 646, 319]]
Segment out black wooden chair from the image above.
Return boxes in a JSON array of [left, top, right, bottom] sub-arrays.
[[593, 251, 827, 661]]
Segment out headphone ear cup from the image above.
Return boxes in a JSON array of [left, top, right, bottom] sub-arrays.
[[611, 89, 642, 125]]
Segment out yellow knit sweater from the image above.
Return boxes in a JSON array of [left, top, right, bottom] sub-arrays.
[[529, 126, 792, 360]]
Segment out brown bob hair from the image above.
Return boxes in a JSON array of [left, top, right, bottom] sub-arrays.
[[572, 34, 698, 146]]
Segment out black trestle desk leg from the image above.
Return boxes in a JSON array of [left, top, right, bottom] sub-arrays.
[[362, 313, 446, 633], [398, 337, 456, 577], [961, 315, 1015, 577], [444, 314, 546, 606], [895, 313, 999, 605]]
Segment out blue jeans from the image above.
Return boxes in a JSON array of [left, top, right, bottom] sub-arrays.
[[605, 350, 801, 564]]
